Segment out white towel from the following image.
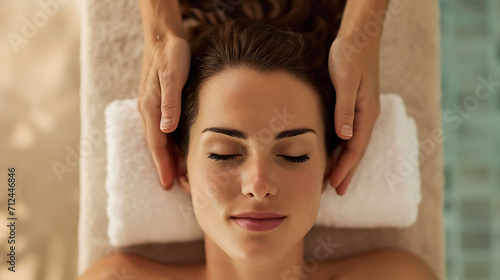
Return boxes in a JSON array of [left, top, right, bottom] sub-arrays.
[[105, 93, 421, 247]]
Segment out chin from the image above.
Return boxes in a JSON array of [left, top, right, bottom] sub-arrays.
[[227, 236, 292, 263]]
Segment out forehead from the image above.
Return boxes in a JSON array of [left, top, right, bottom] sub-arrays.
[[196, 68, 323, 133]]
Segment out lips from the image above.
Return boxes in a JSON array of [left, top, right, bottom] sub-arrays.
[[230, 212, 287, 231], [230, 212, 286, 219], [230, 216, 286, 231]]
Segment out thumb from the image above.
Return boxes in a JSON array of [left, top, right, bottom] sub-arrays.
[[158, 71, 182, 133], [334, 88, 357, 140]]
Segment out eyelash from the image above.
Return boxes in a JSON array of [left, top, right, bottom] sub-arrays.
[[207, 153, 310, 163]]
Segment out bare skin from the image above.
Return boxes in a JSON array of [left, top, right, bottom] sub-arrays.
[[78, 248, 438, 280]]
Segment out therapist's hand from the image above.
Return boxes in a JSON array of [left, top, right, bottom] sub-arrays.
[[137, 35, 191, 190], [328, 35, 381, 196]]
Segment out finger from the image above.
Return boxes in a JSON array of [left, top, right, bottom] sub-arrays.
[[145, 110, 175, 190], [329, 103, 378, 188], [138, 64, 157, 142], [335, 160, 360, 196], [139, 102, 175, 190], [139, 68, 176, 190], [158, 68, 185, 133], [157, 38, 191, 134], [329, 144, 358, 188], [329, 71, 379, 186], [332, 76, 360, 140]]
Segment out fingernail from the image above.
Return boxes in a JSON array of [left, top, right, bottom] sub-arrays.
[[161, 118, 172, 130], [341, 124, 352, 137]]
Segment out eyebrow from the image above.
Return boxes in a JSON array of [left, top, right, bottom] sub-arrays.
[[201, 127, 316, 140]]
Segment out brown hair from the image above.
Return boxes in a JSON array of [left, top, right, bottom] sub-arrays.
[[171, 0, 345, 157], [180, 0, 346, 52]]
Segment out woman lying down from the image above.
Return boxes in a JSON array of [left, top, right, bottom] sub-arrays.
[[79, 8, 438, 280]]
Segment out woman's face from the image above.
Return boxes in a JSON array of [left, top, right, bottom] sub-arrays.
[[177, 67, 333, 264]]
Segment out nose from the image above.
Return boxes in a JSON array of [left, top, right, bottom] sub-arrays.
[[240, 155, 277, 200]]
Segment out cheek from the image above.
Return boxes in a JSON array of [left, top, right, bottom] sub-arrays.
[[284, 166, 324, 216], [187, 160, 215, 215], [188, 161, 236, 214], [287, 162, 324, 191]]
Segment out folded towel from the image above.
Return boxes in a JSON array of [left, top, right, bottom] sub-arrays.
[[104, 93, 421, 247]]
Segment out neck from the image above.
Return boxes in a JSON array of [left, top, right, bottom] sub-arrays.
[[202, 234, 308, 280]]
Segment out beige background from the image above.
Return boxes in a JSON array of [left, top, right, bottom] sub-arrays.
[[0, 1, 81, 279]]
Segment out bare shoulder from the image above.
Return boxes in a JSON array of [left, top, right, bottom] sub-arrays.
[[77, 253, 189, 280], [326, 248, 439, 280]]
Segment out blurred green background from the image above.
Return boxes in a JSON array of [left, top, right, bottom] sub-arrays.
[[439, 0, 500, 279]]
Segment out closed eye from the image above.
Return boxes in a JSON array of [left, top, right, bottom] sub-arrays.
[[207, 153, 310, 163], [207, 154, 239, 161]]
